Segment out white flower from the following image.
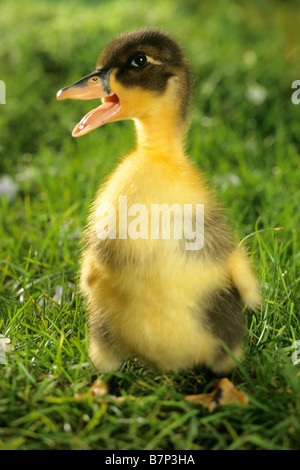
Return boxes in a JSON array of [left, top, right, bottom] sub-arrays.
[[0, 175, 18, 201], [246, 83, 268, 105]]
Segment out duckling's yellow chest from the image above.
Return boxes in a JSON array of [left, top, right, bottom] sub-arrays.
[[88, 149, 213, 269]]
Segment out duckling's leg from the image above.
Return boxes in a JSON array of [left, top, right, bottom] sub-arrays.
[[204, 247, 260, 375], [229, 247, 261, 309], [88, 310, 124, 371], [206, 345, 244, 375], [80, 251, 124, 372], [200, 284, 245, 375]]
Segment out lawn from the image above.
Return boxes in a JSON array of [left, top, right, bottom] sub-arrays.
[[0, 0, 300, 450]]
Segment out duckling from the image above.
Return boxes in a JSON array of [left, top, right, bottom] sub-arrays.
[[57, 28, 260, 374]]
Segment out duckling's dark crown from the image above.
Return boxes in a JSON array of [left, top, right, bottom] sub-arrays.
[[97, 28, 191, 118], [98, 29, 187, 69]]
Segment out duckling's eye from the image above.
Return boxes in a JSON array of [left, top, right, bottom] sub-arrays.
[[131, 54, 148, 68]]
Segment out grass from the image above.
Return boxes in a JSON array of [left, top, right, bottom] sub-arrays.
[[0, 0, 300, 450]]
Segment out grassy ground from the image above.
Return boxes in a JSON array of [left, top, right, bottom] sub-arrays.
[[0, 0, 300, 450]]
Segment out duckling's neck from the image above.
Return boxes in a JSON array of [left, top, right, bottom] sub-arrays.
[[134, 115, 187, 160]]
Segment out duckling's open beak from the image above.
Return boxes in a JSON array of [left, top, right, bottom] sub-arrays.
[[56, 69, 121, 137]]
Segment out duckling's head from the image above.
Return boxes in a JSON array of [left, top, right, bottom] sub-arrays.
[[57, 28, 190, 137]]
